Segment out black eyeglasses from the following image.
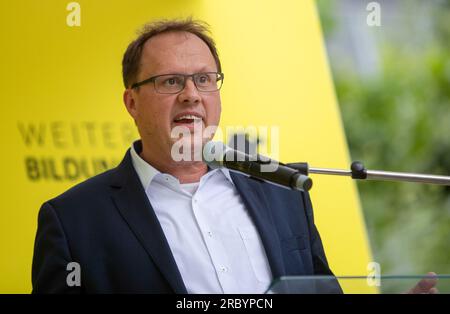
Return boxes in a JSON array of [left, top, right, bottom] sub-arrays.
[[131, 72, 224, 94]]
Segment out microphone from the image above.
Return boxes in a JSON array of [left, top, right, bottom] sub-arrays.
[[203, 141, 312, 191]]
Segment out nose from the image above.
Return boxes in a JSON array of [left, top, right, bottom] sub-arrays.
[[177, 77, 201, 104]]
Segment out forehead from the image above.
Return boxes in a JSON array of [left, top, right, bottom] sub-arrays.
[[140, 31, 216, 74]]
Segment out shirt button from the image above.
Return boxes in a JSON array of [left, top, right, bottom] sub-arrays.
[[219, 266, 228, 273], [207, 231, 213, 237]]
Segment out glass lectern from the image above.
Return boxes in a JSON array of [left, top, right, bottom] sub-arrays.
[[266, 275, 450, 294]]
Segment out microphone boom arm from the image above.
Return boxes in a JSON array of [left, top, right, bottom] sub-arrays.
[[287, 161, 450, 186]]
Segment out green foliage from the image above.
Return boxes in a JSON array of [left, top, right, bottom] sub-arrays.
[[318, 1, 450, 275]]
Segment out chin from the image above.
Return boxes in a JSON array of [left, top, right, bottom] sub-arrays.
[[169, 134, 205, 162]]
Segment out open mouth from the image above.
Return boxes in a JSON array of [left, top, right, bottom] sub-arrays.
[[173, 114, 203, 125]]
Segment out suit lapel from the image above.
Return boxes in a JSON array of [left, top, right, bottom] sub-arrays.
[[110, 150, 187, 294], [230, 173, 286, 279]]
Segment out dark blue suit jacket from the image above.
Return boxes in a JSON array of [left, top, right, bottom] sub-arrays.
[[32, 145, 337, 293]]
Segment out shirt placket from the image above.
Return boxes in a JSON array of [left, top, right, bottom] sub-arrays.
[[190, 179, 240, 293]]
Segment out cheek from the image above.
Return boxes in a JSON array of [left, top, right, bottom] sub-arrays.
[[136, 96, 173, 133], [205, 96, 222, 125]]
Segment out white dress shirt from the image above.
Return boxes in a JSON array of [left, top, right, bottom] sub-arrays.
[[130, 142, 273, 294]]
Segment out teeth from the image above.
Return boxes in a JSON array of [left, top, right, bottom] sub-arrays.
[[174, 115, 202, 122]]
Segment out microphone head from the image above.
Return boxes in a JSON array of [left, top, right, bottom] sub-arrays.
[[202, 141, 227, 169]]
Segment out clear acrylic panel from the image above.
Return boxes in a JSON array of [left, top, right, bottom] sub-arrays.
[[266, 275, 450, 294]]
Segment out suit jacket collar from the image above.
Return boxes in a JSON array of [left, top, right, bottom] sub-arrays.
[[110, 148, 188, 294]]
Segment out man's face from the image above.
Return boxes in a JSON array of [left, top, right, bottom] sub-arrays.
[[124, 31, 221, 160]]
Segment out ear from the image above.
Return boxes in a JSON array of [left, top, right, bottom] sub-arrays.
[[123, 88, 138, 119]]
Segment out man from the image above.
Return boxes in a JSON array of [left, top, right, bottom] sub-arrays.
[[31, 18, 435, 294]]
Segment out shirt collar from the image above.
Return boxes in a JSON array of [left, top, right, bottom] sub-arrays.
[[130, 140, 160, 189], [130, 140, 234, 190], [219, 166, 234, 183]]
